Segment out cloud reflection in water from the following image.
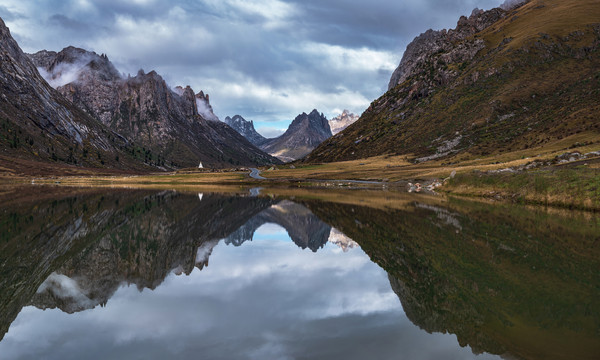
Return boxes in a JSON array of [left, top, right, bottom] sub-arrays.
[[1, 224, 497, 360]]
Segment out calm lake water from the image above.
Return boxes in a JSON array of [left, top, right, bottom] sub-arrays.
[[0, 186, 598, 360]]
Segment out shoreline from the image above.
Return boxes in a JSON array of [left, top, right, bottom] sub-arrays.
[[1, 150, 598, 212]]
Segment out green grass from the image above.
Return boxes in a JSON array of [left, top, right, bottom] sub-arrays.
[[445, 166, 600, 210]]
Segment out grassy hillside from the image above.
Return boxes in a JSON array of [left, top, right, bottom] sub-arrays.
[[306, 0, 600, 164]]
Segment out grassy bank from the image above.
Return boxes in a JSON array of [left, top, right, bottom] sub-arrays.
[[2, 143, 599, 211], [443, 166, 600, 211]]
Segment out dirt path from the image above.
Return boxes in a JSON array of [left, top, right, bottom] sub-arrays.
[[249, 168, 266, 180]]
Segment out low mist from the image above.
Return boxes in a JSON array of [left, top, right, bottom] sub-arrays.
[[500, 0, 527, 10], [196, 98, 219, 122], [37, 57, 90, 89]]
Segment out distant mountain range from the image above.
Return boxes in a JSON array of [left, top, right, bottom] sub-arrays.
[[306, 0, 600, 163], [2, 8, 340, 170], [5, 0, 595, 172], [227, 109, 356, 162], [224, 200, 332, 251]]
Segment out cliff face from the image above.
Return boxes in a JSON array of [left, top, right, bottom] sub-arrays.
[[224, 115, 267, 146], [307, 0, 600, 163], [0, 19, 146, 170], [387, 7, 507, 91], [261, 109, 332, 162], [29, 47, 279, 168]]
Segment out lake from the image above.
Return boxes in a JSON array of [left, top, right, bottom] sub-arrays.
[[0, 186, 598, 360]]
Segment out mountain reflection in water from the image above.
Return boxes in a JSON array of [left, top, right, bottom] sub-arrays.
[[0, 186, 598, 360]]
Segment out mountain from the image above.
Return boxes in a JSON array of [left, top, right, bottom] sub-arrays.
[[226, 110, 333, 162], [261, 109, 332, 162], [306, 0, 600, 163], [329, 110, 359, 135], [28, 46, 280, 168], [0, 18, 148, 171], [224, 200, 331, 252], [224, 115, 267, 146]]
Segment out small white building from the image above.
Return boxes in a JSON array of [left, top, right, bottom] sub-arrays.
[[198, 162, 203, 169]]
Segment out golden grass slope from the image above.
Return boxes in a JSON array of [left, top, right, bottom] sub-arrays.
[[306, 0, 600, 165]]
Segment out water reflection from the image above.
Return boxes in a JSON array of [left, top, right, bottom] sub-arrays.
[[225, 200, 332, 251], [301, 196, 600, 360], [0, 186, 598, 360]]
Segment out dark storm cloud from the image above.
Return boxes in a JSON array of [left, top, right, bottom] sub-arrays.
[[283, 0, 501, 49], [48, 14, 90, 32], [2, 0, 506, 131]]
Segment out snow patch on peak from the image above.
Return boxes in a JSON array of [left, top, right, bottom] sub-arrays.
[[329, 109, 359, 135], [328, 228, 359, 252]]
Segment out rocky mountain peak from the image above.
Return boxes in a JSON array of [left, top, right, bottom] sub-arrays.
[[224, 115, 267, 146], [329, 109, 359, 135], [0, 18, 35, 68], [288, 109, 331, 137], [0, 17, 147, 169], [388, 5, 516, 90], [261, 109, 332, 162], [195, 90, 219, 121], [27, 49, 57, 69], [26, 43, 279, 168], [308, 0, 599, 165], [174, 85, 199, 118], [30, 46, 122, 88]]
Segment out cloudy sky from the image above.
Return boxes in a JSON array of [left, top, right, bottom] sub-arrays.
[[1, 0, 504, 137]]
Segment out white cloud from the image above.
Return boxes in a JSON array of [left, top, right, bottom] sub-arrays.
[[298, 42, 397, 73], [95, 13, 213, 68], [203, 0, 296, 28], [256, 126, 286, 138], [198, 75, 371, 122]]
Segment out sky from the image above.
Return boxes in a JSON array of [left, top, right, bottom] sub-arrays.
[[1, 0, 504, 138]]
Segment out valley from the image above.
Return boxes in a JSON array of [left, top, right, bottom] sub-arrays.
[[1, 0, 597, 211], [1, 1, 599, 358]]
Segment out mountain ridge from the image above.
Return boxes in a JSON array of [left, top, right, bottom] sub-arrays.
[[306, 0, 600, 164], [28, 46, 280, 168], [225, 110, 333, 162], [224, 115, 267, 146], [0, 18, 153, 171]]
